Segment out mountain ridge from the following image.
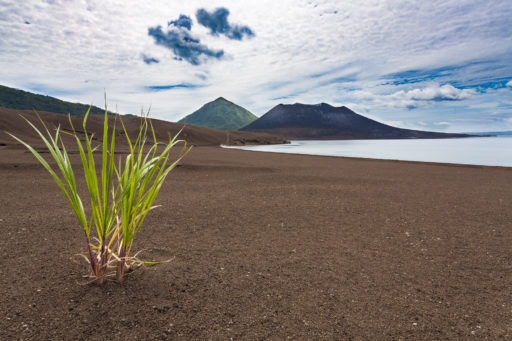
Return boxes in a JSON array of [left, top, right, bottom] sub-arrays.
[[0, 84, 110, 115], [240, 102, 472, 139]]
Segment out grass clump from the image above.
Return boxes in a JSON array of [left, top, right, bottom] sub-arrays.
[[9, 107, 190, 283]]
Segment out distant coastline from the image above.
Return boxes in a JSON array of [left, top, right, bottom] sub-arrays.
[[224, 137, 512, 167], [463, 131, 512, 137]]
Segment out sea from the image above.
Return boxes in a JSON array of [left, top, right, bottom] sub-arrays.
[[223, 136, 512, 167]]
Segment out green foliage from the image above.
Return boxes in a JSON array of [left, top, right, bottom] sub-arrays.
[[178, 97, 257, 130], [8, 108, 190, 283], [0, 84, 109, 115]]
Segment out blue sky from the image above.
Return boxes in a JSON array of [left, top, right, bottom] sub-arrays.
[[0, 0, 511, 132]]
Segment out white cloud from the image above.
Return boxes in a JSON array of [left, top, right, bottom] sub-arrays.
[[405, 84, 474, 101], [0, 0, 510, 130], [348, 84, 474, 111]]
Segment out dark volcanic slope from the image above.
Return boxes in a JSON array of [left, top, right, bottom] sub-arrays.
[[0, 107, 286, 148], [241, 103, 470, 139]]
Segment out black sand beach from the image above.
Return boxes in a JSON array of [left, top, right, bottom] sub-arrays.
[[1, 140, 512, 339]]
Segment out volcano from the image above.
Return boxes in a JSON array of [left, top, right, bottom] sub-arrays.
[[240, 103, 471, 139]]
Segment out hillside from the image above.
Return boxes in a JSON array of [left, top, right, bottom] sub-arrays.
[[179, 97, 257, 130], [0, 107, 287, 148], [0, 84, 108, 115], [241, 103, 472, 139]]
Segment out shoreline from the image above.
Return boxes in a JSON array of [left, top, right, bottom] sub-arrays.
[[223, 145, 512, 170], [222, 137, 512, 168]]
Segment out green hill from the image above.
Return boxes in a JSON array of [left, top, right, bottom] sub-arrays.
[[0, 84, 107, 115], [178, 97, 257, 130]]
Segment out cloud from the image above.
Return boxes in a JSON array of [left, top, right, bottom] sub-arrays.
[[196, 7, 255, 40], [23, 82, 78, 97], [1, 1, 511, 130], [507, 80, 512, 87], [168, 14, 192, 30], [405, 84, 474, 102], [352, 84, 475, 110], [195, 73, 208, 81], [145, 83, 202, 91], [382, 61, 512, 90], [141, 54, 159, 64], [384, 65, 463, 86], [386, 84, 474, 109], [147, 15, 224, 66]]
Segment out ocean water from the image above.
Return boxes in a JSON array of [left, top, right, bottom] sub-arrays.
[[224, 137, 512, 167]]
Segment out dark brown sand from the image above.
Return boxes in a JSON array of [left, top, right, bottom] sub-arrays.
[[0, 107, 287, 148], [1, 121, 512, 339]]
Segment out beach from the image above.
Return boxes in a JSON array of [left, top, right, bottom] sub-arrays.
[[1, 145, 511, 340]]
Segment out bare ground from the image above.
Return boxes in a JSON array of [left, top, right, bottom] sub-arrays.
[[1, 145, 512, 340]]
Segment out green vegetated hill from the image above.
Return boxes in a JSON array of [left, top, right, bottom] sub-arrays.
[[0, 84, 107, 115], [178, 97, 257, 130]]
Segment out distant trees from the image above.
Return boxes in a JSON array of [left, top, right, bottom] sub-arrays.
[[0, 84, 108, 115]]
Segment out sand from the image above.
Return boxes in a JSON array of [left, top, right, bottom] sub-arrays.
[[0, 107, 287, 148], [1, 143, 512, 340]]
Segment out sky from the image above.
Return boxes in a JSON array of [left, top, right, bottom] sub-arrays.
[[0, 0, 511, 132]]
